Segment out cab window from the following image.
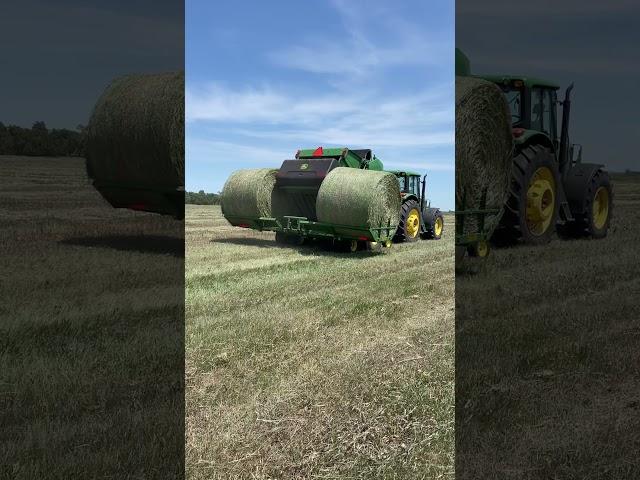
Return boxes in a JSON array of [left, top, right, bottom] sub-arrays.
[[504, 89, 522, 125], [397, 175, 406, 191], [409, 176, 419, 195], [531, 87, 543, 131]]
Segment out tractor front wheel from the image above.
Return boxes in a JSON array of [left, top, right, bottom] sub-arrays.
[[423, 208, 444, 240], [560, 169, 612, 239]]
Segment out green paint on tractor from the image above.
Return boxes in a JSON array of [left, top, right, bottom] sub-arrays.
[[227, 146, 444, 249], [456, 48, 613, 255]]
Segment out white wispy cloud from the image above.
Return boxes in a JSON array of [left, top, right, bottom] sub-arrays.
[[186, 85, 367, 124], [187, 83, 453, 149], [186, 138, 294, 165], [267, 0, 446, 77], [186, 0, 454, 184]]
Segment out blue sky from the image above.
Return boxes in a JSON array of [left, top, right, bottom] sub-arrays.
[[1, 0, 183, 128], [457, 0, 640, 173], [186, 0, 454, 210]]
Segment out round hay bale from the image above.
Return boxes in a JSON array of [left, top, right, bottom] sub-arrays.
[[456, 76, 513, 237], [86, 71, 184, 188], [220, 168, 278, 220], [316, 167, 401, 229]]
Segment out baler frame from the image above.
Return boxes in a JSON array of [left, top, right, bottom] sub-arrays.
[[225, 215, 396, 245], [455, 188, 501, 257]]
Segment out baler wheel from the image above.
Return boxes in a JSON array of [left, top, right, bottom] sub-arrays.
[[336, 239, 360, 252], [467, 239, 489, 258]]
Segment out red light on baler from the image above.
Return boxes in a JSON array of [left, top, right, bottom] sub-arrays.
[[312, 146, 324, 156], [238, 223, 250, 228], [512, 128, 525, 138]]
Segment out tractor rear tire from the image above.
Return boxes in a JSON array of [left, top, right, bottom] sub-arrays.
[[494, 144, 560, 245], [559, 169, 612, 239], [394, 199, 421, 243], [423, 208, 444, 240]]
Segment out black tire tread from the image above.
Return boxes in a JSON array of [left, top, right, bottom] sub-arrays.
[[395, 199, 421, 243], [559, 169, 612, 239], [494, 144, 559, 245]]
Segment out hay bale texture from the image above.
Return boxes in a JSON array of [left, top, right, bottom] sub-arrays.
[[316, 167, 401, 229], [456, 76, 513, 236], [86, 71, 184, 188], [220, 168, 278, 220]]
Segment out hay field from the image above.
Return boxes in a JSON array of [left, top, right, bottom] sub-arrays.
[[456, 172, 640, 478], [186, 205, 455, 479], [0, 156, 183, 478]]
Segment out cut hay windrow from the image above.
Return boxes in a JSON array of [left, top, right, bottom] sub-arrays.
[[455, 76, 513, 236], [316, 167, 401, 229], [86, 71, 185, 189], [220, 168, 278, 220]]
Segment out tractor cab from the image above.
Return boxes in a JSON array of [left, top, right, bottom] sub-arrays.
[[388, 170, 443, 242], [479, 75, 561, 150], [455, 48, 612, 246], [393, 171, 423, 199], [480, 74, 611, 241]]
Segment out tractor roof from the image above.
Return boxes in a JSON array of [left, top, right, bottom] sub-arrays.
[[477, 74, 561, 90], [387, 169, 421, 177]]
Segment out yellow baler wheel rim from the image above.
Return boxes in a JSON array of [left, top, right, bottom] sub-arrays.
[[477, 240, 489, 257]]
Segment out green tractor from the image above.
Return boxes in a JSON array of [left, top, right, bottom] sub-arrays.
[[457, 49, 612, 244], [390, 169, 444, 243], [224, 147, 443, 251], [276, 148, 444, 249]]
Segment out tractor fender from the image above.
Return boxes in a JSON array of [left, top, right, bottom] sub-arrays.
[[517, 132, 555, 152], [401, 193, 420, 204], [563, 163, 605, 215]]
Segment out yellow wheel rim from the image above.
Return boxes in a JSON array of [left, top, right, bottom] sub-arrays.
[[592, 186, 609, 230], [406, 209, 420, 238], [349, 240, 358, 252], [525, 166, 556, 236], [434, 217, 443, 237], [477, 240, 489, 258]]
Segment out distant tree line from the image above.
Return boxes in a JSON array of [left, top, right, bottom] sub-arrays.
[[185, 190, 221, 205], [0, 121, 85, 157]]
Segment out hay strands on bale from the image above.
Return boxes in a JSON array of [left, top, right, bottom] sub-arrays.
[[220, 168, 279, 227], [220, 166, 401, 243], [455, 76, 513, 250], [86, 71, 185, 216]]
